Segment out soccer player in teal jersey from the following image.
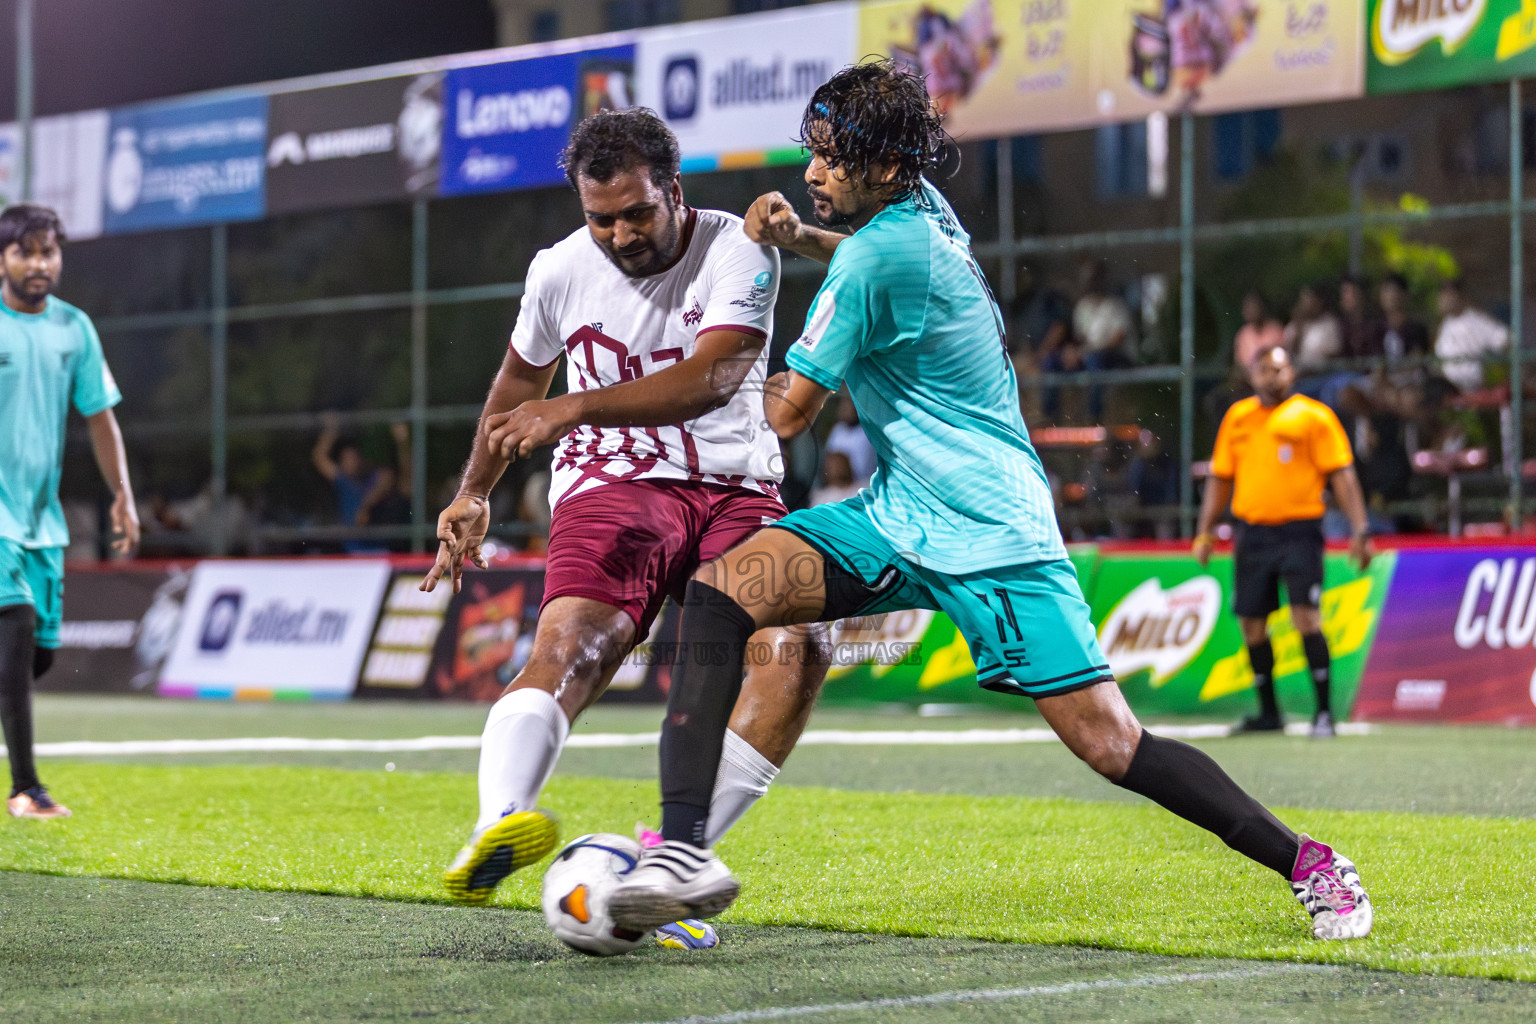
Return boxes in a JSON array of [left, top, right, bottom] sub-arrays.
[[0, 204, 139, 819], [612, 62, 1373, 942]]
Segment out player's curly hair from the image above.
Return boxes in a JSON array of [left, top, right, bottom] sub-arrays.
[[797, 59, 945, 200], [561, 107, 680, 192], [0, 204, 66, 250]]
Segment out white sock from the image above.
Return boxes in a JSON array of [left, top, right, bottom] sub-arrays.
[[704, 729, 780, 846], [474, 688, 570, 833]]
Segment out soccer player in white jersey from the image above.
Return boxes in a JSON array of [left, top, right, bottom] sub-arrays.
[[1, 204, 139, 819], [611, 63, 1372, 943], [422, 109, 828, 948]]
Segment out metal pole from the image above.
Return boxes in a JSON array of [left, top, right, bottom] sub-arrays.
[[210, 224, 229, 556], [1511, 79, 1525, 527], [16, 0, 35, 201], [1179, 110, 1196, 537], [410, 199, 430, 553], [996, 137, 1016, 305]]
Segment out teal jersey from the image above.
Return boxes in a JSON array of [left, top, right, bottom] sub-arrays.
[[786, 179, 1065, 573], [0, 296, 121, 549]]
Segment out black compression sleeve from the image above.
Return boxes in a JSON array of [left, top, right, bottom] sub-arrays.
[[0, 605, 41, 796], [658, 581, 758, 846]]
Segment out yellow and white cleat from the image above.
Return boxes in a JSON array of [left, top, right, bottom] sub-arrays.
[[442, 808, 558, 905]]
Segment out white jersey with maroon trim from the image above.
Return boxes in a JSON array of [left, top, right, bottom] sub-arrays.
[[510, 207, 783, 509]]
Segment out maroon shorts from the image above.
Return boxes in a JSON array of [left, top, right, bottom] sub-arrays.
[[542, 479, 786, 642]]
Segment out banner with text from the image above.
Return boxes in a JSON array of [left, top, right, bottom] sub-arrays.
[[266, 74, 443, 214], [158, 559, 390, 699], [636, 5, 856, 171], [102, 95, 267, 234], [0, 112, 109, 239], [40, 564, 192, 695], [1367, 0, 1536, 93], [440, 45, 635, 196], [1355, 547, 1536, 723]]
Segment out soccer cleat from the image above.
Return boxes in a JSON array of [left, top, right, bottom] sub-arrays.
[[654, 919, 720, 950], [442, 807, 558, 905], [1310, 711, 1337, 739], [608, 840, 741, 932], [1290, 834, 1372, 940], [1234, 713, 1284, 733], [6, 786, 71, 819]]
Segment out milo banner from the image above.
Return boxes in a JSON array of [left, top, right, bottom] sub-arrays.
[[1355, 547, 1536, 723], [1367, 0, 1536, 93], [818, 545, 1394, 716]]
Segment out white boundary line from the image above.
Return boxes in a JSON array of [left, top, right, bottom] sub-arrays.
[[622, 965, 1337, 1024], [7, 721, 1371, 758]]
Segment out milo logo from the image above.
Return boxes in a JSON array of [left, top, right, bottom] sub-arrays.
[[1373, 0, 1487, 65], [1098, 576, 1221, 685]]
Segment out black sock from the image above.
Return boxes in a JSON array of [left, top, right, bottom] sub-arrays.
[[1247, 639, 1278, 719], [658, 581, 757, 847], [1116, 730, 1299, 877], [0, 605, 41, 797], [1302, 632, 1331, 717]]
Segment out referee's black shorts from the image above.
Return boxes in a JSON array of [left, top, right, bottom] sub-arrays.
[[1231, 517, 1325, 619]]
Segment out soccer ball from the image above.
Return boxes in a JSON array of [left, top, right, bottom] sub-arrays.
[[541, 833, 651, 956]]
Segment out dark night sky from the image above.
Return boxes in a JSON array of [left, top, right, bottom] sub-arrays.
[[0, 0, 498, 117]]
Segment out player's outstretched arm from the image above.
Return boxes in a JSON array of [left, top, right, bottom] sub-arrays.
[[486, 329, 766, 460], [763, 371, 832, 440], [422, 348, 559, 594], [744, 192, 845, 265], [1328, 465, 1374, 570], [85, 408, 140, 555]]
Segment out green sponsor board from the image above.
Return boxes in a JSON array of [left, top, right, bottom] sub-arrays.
[[1367, 0, 1536, 93], [818, 546, 1396, 717]]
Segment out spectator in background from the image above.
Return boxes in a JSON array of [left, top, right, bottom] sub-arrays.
[[361, 422, 414, 551], [1008, 262, 1072, 422], [1434, 279, 1509, 393], [1233, 289, 1285, 370], [1067, 257, 1136, 423], [810, 451, 863, 507], [1373, 273, 1430, 362], [1284, 284, 1342, 375], [823, 392, 876, 485], [1338, 275, 1378, 359], [518, 470, 551, 555], [312, 413, 410, 552]]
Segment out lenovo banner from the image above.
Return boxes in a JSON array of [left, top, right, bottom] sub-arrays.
[[635, 5, 854, 171], [440, 45, 635, 196], [102, 94, 267, 234], [158, 560, 390, 699], [1356, 548, 1536, 723], [40, 563, 192, 694], [266, 74, 443, 214]]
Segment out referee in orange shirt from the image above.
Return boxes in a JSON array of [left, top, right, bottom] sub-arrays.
[[1193, 345, 1372, 737]]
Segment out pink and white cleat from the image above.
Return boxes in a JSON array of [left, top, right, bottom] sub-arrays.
[[1290, 834, 1372, 940]]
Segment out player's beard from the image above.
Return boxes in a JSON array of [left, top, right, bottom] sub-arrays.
[[806, 185, 856, 228], [605, 198, 683, 278], [1, 267, 53, 307]]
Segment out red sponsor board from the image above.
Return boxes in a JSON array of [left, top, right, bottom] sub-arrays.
[[1356, 547, 1536, 724]]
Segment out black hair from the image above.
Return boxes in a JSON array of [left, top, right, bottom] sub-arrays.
[[560, 108, 680, 191], [1382, 272, 1409, 292], [797, 59, 945, 200], [0, 204, 65, 250]]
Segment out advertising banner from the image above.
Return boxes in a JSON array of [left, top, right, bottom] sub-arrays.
[[355, 571, 454, 695], [1367, 0, 1536, 93], [102, 95, 267, 234], [39, 564, 191, 694], [158, 560, 390, 699], [1355, 547, 1536, 723], [1088, 0, 1364, 123], [817, 548, 1392, 715], [266, 74, 443, 215], [857, 0, 1100, 138], [419, 566, 543, 701], [441, 45, 635, 197], [0, 112, 109, 239], [636, 5, 855, 171]]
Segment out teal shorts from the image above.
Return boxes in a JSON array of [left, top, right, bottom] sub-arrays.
[[773, 500, 1111, 699], [0, 540, 64, 649]]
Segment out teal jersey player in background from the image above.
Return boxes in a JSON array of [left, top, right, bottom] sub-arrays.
[[0, 204, 139, 820], [612, 61, 1374, 945]]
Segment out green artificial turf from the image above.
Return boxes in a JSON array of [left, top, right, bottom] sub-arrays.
[[7, 873, 1533, 1024], [1, 762, 1531, 982]]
